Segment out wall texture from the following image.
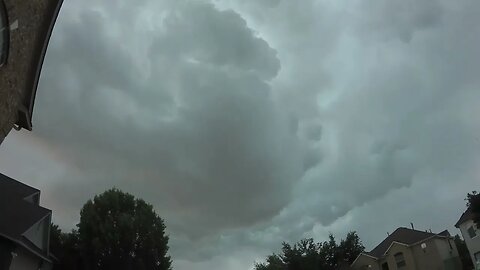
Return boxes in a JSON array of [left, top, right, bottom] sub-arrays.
[[0, 0, 61, 144], [460, 220, 480, 265]]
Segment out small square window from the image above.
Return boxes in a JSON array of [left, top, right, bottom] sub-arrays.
[[468, 226, 477, 238], [0, 0, 9, 66], [394, 252, 406, 269], [474, 251, 480, 263]]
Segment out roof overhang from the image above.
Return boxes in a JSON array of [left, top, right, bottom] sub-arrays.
[[350, 252, 378, 267], [0, 233, 52, 263], [16, 0, 64, 130], [382, 241, 409, 256]]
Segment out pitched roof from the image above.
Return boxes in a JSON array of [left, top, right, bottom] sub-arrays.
[[0, 173, 51, 261], [0, 173, 39, 199], [0, 194, 50, 242], [368, 227, 445, 258], [455, 207, 474, 228]]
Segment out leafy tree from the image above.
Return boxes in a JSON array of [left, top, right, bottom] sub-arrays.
[[466, 191, 480, 226], [78, 188, 172, 270], [50, 188, 172, 270], [50, 227, 83, 270], [254, 232, 364, 270], [318, 235, 338, 270], [337, 232, 365, 264], [50, 224, 63, 256], [254, 254, 286, 270], [454, 235, 474, 270]]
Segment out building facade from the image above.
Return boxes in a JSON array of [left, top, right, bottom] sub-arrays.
[[0, 0, 62, 144], [456, 208, 480, 267], [0, 173, 54, 270], [351, 227, 462, 270]]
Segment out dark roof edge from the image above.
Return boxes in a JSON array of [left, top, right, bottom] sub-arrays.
[[19, 0, 64, 130], [455, 208, 473, 228], [350, 252, 378, 267], [0, 233, 52, 263], [21, 210, 52, 235], [0, 173, 41, 196], [23, 191, 40, 201]]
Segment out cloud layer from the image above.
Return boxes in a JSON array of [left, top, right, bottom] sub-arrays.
[[1, 0, 480, 269]]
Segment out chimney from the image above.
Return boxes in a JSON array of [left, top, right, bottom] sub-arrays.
[[410, 223, 414, 230]]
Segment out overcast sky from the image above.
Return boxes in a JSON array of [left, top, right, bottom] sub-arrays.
[[1, 0, 480, 269]]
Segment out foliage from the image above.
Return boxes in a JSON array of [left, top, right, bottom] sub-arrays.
[[466, 191, 480, 226], [50, 188, 172, 270], [50, 228, 82, 270], [254, 232, 364, 270]]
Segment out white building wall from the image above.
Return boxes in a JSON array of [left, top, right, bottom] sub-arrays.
[[8, 247, 41, 270], [459, 220, 480, 265]]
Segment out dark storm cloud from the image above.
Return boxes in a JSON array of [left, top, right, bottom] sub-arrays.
[[1, 0, 480, 269], [35, 0, 317, 240]]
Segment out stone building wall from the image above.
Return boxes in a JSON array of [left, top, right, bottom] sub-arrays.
[[0, 0, 62, 144]]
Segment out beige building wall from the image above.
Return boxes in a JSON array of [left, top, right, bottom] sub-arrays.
[[384, 243, 417, 270], [352, 254, 380, 270], [410, 238, 444, 270], [353, 236, 462, 270]]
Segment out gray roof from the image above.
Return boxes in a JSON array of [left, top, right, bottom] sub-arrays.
[[455, 207, 474, 228], [0, 173, 51, 261], [0, 173, 39, 199], [368, 227, 450, 258]]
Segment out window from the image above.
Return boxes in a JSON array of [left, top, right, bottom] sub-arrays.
[[394, 252, 406, 269], [475, 252, 480, 263], [468, 225, 477, 238], [0, 0, 9, 66], [382, 262, 389, 270]]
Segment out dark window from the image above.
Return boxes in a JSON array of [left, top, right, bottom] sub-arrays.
[[394, 252, 406, 269], [475, 252, 480, 263], [468, 225, 477, 238], [382, 262, 389, 270], [447, 239, 453, 250], [0, 0, 9, 66]]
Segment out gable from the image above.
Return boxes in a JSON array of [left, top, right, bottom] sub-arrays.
[[351, 253, 379, 270], [369, 228, 436, 258], [23, 215, 50, 252]]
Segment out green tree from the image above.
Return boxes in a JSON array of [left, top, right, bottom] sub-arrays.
[[50, 189, 172, 270], [50, 227, 83, 270], [254, 232, 364, 270], [78, 188, 172, 270], [318, 234, 339, 270], [337, 231, 365, 265], [466, 191, 480, 226]]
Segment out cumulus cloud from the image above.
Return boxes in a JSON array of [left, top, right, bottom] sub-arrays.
[[1, 0, 480, 269], [34, 0, 319, 241]]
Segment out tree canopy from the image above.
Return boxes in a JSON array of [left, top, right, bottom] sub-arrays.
[[254, 232, 364, 270], [466, 191, 480, 226], [51, 188, 172, 270]]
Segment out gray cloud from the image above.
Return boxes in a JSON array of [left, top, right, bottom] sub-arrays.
[[35, 0, 316, 241], [1, 0, 480, 269]]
